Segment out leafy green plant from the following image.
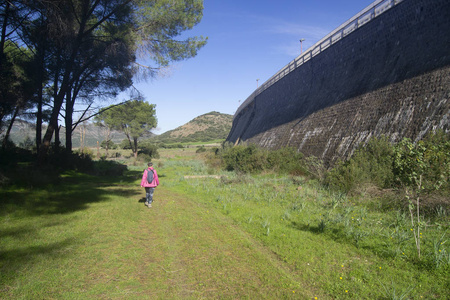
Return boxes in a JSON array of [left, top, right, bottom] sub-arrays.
[[318, 218, 327, 232], [324, 136, 395, 193], [393, 133, 449, 193], [380, 280, 415, 300], [119, 138, 132, 149], [267, 147, 306, 175], [393, 134, 449, 259], [217, 145, 309, 175], [431, 234, 449, 269], [304, 155, 326, 182], [138, 142, 160, 159], [352, 229, 368, 248], [220, 144, 267, 173], [100, 139, 117, 150]]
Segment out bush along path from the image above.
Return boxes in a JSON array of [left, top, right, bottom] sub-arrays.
[[0, 170, 314, 299]]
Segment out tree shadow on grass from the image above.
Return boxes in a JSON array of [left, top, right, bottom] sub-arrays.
[[0, 169, 145, 291], [0, 237, 77, 294], [0, 214, 81, 290], [0, 238, 76, 264], [0, 169, 143, 217]]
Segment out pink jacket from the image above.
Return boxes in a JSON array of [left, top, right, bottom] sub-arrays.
[[140, 167, 159, 188]]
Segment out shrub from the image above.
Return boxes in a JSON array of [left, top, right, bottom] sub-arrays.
[[220, 144, 267, 173], [210, 147, 219, 154], [196, 146, 207, 153], [267, 147, 307, 175], [100, 140, 117, 150], [74, 147, 94, 159], [217, 145, 312, 176], [138, 142, 160, 159], [0, 138, 17, 153], [0, 146, 36, 187], [120, 139, 132, 149], [51, 147, 94, 173], [324, 136, 395, 193], [393, 131, 449, 194], [0, 145, 97, 187], [304, 156, 326, 182], [111, 152, 122, 158], [93, 160, 127, 176], [323, 159, 358, 193], [137, 153, 151, 163]]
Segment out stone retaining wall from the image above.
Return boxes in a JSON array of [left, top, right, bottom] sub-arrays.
[[227, 0, 450, 165]]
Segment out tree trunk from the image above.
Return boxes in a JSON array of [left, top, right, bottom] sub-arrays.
[[0, 1, 10, 72], [133, 137, 138, 159], [106, 127, 111, 157], [124, 132, 134, 158], [36, 34, 46, 152], [65, 90, 73, 153], [80, 125, 84, 153], [0, 1, 10, 129], [55, 124, 60, 149], [2, 105, 18, 149], [39, 24, 79, 161], [39, 93, 64, 162], [36, 84, 43, 152]]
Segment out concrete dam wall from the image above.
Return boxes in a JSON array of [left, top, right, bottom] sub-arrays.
[[227, 0, 450, 165]]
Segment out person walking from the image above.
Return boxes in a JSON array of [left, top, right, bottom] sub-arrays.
[[140, 162, 159, 208]]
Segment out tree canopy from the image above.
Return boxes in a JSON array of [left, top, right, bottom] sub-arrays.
[[0, 0, 207, 158], [96, 100, 157, 158]]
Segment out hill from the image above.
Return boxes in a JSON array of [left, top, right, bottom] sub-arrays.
[[151, 111, 233, 144]]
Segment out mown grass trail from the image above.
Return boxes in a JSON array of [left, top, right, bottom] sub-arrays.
[[0, 169, 313, 299], [135, 187, 310, 299]]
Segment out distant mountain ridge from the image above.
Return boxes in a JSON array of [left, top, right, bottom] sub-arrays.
[[4, 111, 233, 147], [3, 119, 134, 148], [152, 111, 233, 143]]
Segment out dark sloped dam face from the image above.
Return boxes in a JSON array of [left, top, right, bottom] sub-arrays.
[[227, 0, 450, 165]]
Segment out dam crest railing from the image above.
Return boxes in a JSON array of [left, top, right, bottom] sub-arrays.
[[234, 0, 404, 118]]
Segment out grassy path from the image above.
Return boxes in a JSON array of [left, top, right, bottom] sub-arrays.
[[127, 187, 310, 299], [1, 173, 313, 299]]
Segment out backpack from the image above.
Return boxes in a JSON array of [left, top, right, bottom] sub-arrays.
[[147, 169, 154, 184]]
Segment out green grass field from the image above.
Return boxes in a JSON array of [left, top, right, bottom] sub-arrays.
[[1, 148, 448, 299]]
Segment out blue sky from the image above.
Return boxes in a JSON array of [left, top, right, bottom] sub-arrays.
[[131, 0, 375, 134]]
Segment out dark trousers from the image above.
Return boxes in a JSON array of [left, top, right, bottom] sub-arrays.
[[145, 187, 155, 204]]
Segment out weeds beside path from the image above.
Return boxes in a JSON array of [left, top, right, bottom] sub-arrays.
[[1, 173, 311, 299]]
